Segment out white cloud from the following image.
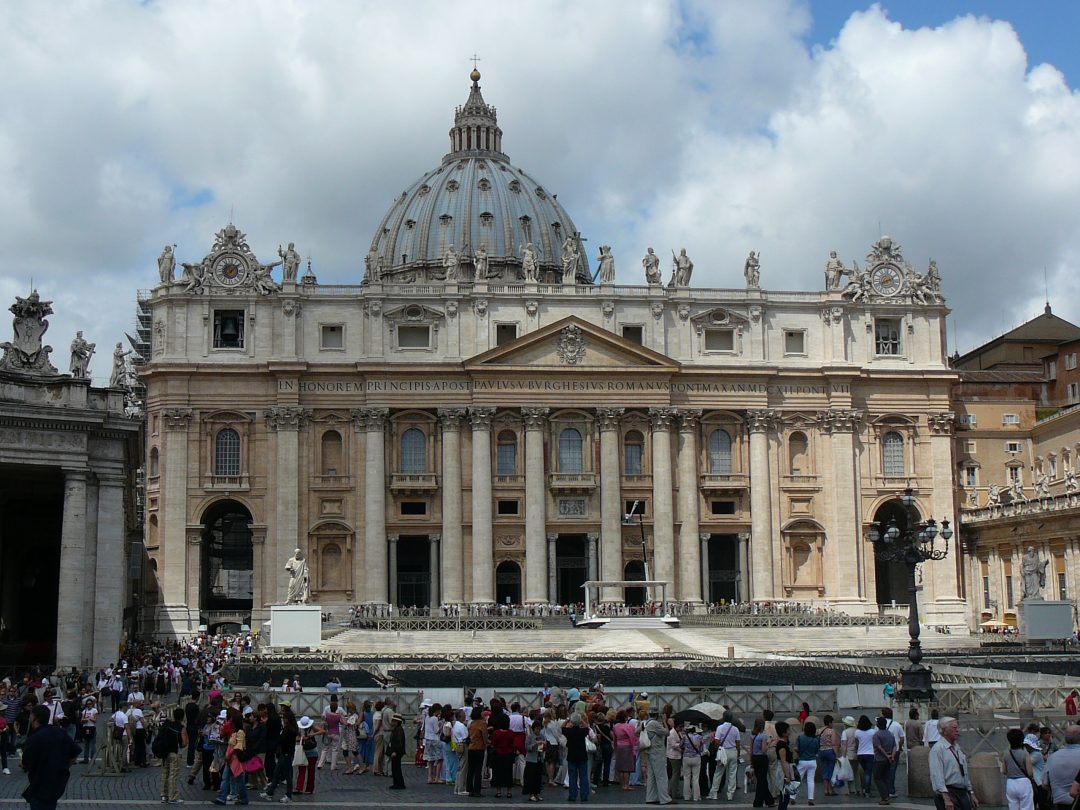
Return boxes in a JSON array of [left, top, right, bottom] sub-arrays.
[[0, 0, 1076, 368]]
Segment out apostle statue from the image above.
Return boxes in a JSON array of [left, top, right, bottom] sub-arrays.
[[824, 250, 848, 290], [561, 236, 579, 281], [158, 245, 176, 285], [926, 259, 942, 292], [109, 342, 133, 388], [474, 244, 490, 278], [278, 242, 301, 283], [285, 548, 310, 604], [642, 247, 661, 285], [596, 245, 615, 283], [670, 248, 693, 287], [1035, 472, 1051, 498], [744, 251, 761, 288], [1020, 546, 1049, 600], [180, 261, 206, 294], [986, 483, 1001, 507], [69, 331, 95, 378], [443, 244, 462, 281], [1010, 477, 1027, 504], [1065, 468, 1079, 494], [520, 242, 540, 282]]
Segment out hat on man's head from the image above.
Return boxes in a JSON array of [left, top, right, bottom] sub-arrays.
[[638, 691, 648, 698], [298, 716, 314, 729], [278, 700, 291, 708], [420, 699, 433, 707], [217, 710, 228, 720], [392, 713, 403, 723], [1023, 733, 1040, 749], [242, 706, 253, 716], [842, 716, 856, 727]]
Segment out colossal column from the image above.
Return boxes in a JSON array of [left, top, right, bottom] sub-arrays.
[[649, 408, 678, 590], [747, 409, 777, 600], [822, 409, 863, 603], [470, 407, 496, 603], [57, 468, 88, 667], [438, 408, 466, 604], [93, 473, 126, 666], [388, 534, 398, 606], [360, 408, 389, 604], [596, 407, 624, 601], [926, 412, 964, 625], [161, 408, 192, 621], [586, 533, 599, 581], [547, 533, 558, 602], [700, 533, 712, 604], [676, 410, 703, 603], [429, 534, 441, 608], [266, 406, 309, 604], [522, 407, 550, 604]]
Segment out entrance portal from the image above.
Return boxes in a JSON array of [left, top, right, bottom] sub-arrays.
[[623, 560, 646, 606], [201, 501, 253, 629], [556, 535, 587, 605], [873, 500, 915, 605], [495, 560, 522, 606], [0, 465, 63, 665], [707, 534, 740, 604], [396, 535, 431, 608]]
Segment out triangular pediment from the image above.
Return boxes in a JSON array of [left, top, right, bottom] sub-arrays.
[[465, 316, 679, 371]]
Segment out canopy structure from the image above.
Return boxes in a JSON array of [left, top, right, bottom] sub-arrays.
[[581, 580, 672, 619]]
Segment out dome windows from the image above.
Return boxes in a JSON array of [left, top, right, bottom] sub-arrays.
[[508, 180, 521, 193], [439, 214, 453, 228], [478, 178, 491, 191], [446, 179, 460, 192], [405, 219, 416, 230], [535, 187, 547, 200], [418, 184, 431, 196], [480, 212, 494, 226]]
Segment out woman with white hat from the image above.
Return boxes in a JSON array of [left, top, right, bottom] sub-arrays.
[[294, 716, 324, 795]]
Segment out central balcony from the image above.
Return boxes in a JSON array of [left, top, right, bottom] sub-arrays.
[[390, 473, 439, 493], [548, 472, 597, 493], [699, 473, 749, 491]]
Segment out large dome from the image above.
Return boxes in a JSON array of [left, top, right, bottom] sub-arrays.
[[365, 71, 591, 285]]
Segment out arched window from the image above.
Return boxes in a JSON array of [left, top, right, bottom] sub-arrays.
[[496, 430, 517, 476], [707, 429, 732, 475], [559, 428, 583, 473], [788, 431, 808, 475], [624, 430, 644, 475], [400, 428, 426, 474], [321, 430, 343, 477], [882, 431, 905, 477], [214, 428, 241, 476], [149, 447, 160, 478]]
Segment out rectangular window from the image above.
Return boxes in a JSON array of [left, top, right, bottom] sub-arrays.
[[783, 330, 806, 355], [624, 442, 643, 475], [625, 500, 646, 516], [874, 318, 901, 355], [397, 325, 431, 349], [1005, 576, 1014, 608], [711, 500, 736, 515], [496, 442, 516, 476], [959, 414, 977, 427], [1007, 466, 1021, 483], [982, 576, 991, 610], [1004, 441, 1022, 453], [320, 324, 344, 350], [1067, 382, 1079, 404], [497, 499, 519, 516], [704, 328, 734, 352], [400, 501, 427, 516], [1049, 457, 1058, 477], [964, 467, 977, 487], [1048, 359, 1057, 379], [1059, 571, 1068, 601], [495, 323, 518, 346], [1066, 353, 1078, 371], [1002, 413, 1020, 425], [965, 440, 977, 453], [213, 310, 244, 349], [621, 325, 644, 345]]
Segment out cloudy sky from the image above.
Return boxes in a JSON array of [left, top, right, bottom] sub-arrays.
[[1, 0, 1078, 383]]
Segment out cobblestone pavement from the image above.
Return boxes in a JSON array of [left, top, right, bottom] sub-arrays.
[[0, 756, 938, 809]]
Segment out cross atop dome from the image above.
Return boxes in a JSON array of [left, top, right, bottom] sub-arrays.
[[449, 65, 504, 159]]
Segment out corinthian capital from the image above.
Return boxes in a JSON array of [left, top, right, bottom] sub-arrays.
[[648, 407, 678, 431], [265, 406, 311, 431], [927, 411, 956, 435], [596, 407, 625, 432], [163, 407, 193, 430], [521, 406, 549, 431], [746, 409, 777, 433], [469, 407, 496, 430], [678, 409, 703, 432], [437, 407, 467, 431], [350, 407, 389, 431], [818, 408, 864, 434]]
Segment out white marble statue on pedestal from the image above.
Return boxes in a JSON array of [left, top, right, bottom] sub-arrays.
[[158, 245, 176, 285], [68, 331, 95, 378], [285, 548, 310, 604], [596, 245, 615, 283], [642, 248, 661, 284], [1020, 546, 1048, 600]]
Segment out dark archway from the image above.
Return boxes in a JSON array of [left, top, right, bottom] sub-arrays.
[[200, 500, 253, 623], [495, 560, 522, 606], [707, 534, 740, 604], [872, 499, 916, 605], [623, 560, 646, 606], [396, 535, 431, 608], [555, 535, 587, 605]]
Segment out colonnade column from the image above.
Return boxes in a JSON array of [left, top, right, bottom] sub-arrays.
[[700, 534, 711, 605], [470, 407, 496, 603], [429, 534, 440, 609], [266, 406, 309, 605], [676, 410, 703, 604], [547, 533, 558, 603], [926, 412, 964, 625], [737, 532, 750, 603], [596, 408, 624, 601], [438, 408, 466, 604], [522, 407, 550, 603], [586, 533, 599, 582], [388, 535, 398, 606], [747, 410, 777, 600], [161, 408, 192, 614], [649, 408, 678, 591], [824, 409, 863, 603], [360, 408, 389, 604], [57, 468, 89, 667], [93, 474, 126, 666]]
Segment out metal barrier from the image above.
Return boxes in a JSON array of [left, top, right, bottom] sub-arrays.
[[680, 613, 906, 628], [936, 685, 1074, 712], [348, 616, 545, 631], [245, 688, 424, 720]]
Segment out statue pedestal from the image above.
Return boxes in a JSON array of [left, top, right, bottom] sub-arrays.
[[269, 605, 321, 650], [1019, 599, 1073, 642]]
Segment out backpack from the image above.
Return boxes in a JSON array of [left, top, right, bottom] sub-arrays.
[[151, 724, 177, 760]]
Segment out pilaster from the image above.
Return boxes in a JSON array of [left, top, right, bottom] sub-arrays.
[[597, 407, 624, 601], [266, 406, 310, 604], [649, 407, 678, 592], [747, 409, 777, 600], [676, 409, 703, 603], [470, 407, 496, 603], [92, 473, 126, 666], [57, 468, 89, 668], [357, 407, 389, 603], [161, 408, 192, 611], [522, 407, 549, 603]]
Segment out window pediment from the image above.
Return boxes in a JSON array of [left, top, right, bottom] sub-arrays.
[[689, 307, 750, 334], [383, 303, 446, 323]]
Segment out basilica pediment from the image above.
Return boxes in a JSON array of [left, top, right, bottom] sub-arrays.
[[465, 316, 679, 371]]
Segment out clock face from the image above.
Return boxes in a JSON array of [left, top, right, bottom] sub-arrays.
[[212, 254, 249, 287], [870, 263, 902, 296]]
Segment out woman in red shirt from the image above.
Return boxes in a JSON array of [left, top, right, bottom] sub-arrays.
[[1066, 690, 1078, 716], [490, 714, 522, 798]]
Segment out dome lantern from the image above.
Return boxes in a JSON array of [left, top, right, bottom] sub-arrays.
[[448, 68, 505, 159]]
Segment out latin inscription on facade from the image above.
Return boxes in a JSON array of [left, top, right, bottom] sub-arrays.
[[278, 378, 850, 396]]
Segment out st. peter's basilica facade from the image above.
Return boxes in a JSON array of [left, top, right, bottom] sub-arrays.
[[140, 70, 965, 636]]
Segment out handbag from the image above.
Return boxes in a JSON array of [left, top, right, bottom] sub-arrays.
[[357, 720, 369, 741], [715, 725, 734, 763], [586, 736, 597, 754], [639, 726, 652, 750]]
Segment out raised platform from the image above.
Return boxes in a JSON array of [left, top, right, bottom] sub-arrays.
[[577, 615, 680, 630]]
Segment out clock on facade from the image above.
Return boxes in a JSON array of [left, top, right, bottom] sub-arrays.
[[212, 254, 249, 287], [870, 263, 902, 296]]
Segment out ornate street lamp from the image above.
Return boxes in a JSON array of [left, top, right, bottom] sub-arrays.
[[867, 488, 952, 700]]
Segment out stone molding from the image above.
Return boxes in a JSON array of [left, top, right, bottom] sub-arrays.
[[469, 406, 496, 429], [595, 407, 624, 432], [163, 408, 193, 430], [521, 406, 549, 430], [264, 406, 311, 431], [437, 407, 467, 431], [648, 407, 678, 431]]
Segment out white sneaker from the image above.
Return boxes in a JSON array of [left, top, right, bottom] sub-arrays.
[[259, 794, 272, 801], [2, 767, 10, 775], [279, 798, 291, 805]]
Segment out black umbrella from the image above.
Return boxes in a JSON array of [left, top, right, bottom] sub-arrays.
[[672, 708, 718, 729]]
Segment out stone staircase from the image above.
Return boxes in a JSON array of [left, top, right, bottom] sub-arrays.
[[599, 616, 678, 630]]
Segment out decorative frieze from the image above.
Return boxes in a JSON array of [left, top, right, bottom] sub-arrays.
[[746, 409, 777, 434], [927, 412, 956, 435], [521, 406, 549, 430], [678, 409, 703, 432], [818, 408, 864, 434], [351, 407, 389, 431]]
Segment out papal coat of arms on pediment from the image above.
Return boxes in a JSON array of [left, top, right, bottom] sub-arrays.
[[556, 324, 586, 365]]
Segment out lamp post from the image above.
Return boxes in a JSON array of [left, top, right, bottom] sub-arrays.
[[867, 487, 952, 701]]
